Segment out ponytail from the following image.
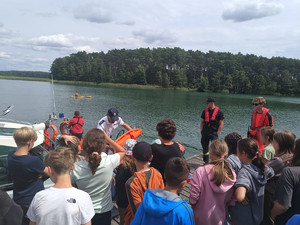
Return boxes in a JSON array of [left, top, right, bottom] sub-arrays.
[[82, 128, 106, 175], [88, 152, 102, 175], [238, 138, 266, 176], [210, 158, 234, 186], [209, 139, 234, 186]]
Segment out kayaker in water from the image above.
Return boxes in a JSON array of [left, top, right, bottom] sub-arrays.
[[75, 91, 81, 97], [248, 97, 273, 154], [97, 108, 132, 138]]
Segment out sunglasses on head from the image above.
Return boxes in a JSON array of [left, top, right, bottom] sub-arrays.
[[252, 103, 262, 106]]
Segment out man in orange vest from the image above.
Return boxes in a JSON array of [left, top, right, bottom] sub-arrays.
[[248, 97, 273, 153], [200, 97, 224, 164], [68, 111, 84, 140]]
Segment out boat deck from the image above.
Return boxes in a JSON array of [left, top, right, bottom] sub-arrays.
[[111, 154, 204, 225]]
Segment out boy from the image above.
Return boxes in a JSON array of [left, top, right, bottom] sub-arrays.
[[27, 147, 95, 225], [8, 127, 48, 225], [131, 157, 195, 225], [150, 119, 183, 178], [124, 141, 164, 225]]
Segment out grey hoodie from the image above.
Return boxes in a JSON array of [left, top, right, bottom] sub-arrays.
[[228, 163, 274, 225]]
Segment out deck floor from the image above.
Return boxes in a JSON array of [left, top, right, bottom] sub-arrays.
[[111, 154, 204, 224]]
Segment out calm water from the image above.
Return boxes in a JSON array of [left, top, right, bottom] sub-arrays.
[[1, 79, 299, 157]]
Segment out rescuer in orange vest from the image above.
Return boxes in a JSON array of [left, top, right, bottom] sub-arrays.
[[200, 97, 224, 164], [248, 97, 273, 154]]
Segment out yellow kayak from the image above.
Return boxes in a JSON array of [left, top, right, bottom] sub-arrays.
[[71, 96, 92, 99]]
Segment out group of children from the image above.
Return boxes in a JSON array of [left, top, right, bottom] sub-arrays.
[[2, 118, 300, 225]]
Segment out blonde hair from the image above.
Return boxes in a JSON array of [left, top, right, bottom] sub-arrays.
[[123, 155, 136, 174], [209, 139, 234, 186], [44, 147, 75, 175], [252, 97, 266, 105], [13, 127, 37, 147]]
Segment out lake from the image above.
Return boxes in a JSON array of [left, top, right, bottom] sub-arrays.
[[1, 79, 299, 157]]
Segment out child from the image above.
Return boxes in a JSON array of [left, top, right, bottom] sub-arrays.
[[71, 128, 125, 225], [27, 147, 95, 225], [189, 139, 236, 225], [225, 132, 242, 175], [229, 138, 274, 225], [131, 157, 195, 225], [115, 139, 137, 225], [124, 141, 164, 225], [7, 127, 49, 225], [150, 119, 183, 178], [260, 126, 275, 164], [271, 138, 300, 225]]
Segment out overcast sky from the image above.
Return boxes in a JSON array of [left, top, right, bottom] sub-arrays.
[[0, 0, 299, 72]]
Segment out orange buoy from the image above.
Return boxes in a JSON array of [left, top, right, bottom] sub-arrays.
[[115, 129, 142, 147], [49, 124, 58, 141], [59, 121, 70, 135]]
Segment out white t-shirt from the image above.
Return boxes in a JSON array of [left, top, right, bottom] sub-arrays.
[[71, 152, 120, 213], [27, 187, 94, 225], [97, 116, 124, 137]]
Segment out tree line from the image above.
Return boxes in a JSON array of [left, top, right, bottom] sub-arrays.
[[50, 48, 300, 95], [0, 71, 49, 79]]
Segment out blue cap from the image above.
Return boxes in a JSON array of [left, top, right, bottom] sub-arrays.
[[107, 108, 119, 122]]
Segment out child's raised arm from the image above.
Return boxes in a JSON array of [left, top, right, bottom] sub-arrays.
[[103, 131, 125, 160]]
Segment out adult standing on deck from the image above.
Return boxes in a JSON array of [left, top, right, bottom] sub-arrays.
[[200, 97, 224, 164], [248, 97, 273, 154], [97, 108, 132, 138], [68, 111, 84, 140]]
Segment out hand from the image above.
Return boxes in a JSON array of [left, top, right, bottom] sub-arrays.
[[61, 135, 78, 145], [241, 196, 250, 205]]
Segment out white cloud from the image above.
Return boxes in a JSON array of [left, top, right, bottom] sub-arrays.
[[132, 30, 178, 45], [0, 51, 11, 59], [74, 3, 113, 23], [74, 45, 94, 52], [30, 34, 72, 48], [117, 20, 136, 26], [222, 1, 284, 22]]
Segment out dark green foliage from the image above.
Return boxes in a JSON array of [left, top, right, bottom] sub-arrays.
[[0, 71, 50, 79], [50, 49, 300, 95]]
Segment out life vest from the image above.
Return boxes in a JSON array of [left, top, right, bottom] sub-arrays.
[[250, 107, 270, 138], [205, 106, 219, 127], [69, 116, 84, 134]]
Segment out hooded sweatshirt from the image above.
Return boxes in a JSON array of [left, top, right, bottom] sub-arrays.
[[189, 164, 236, 225], [131, 189, 195, 225], [124, 167, 164, 225], [228, 163, 274, 225]]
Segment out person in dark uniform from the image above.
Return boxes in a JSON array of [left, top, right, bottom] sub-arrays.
[[200, 97, 224, 164]]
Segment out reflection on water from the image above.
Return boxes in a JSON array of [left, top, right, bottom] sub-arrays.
[[1, 79, 299, 157]]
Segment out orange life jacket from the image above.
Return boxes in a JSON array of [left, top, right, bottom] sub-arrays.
[[250, 107, 269, 138], [205, 106, 219, 126]]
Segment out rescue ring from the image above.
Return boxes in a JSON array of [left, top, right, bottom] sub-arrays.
[[59, 121, 70, 135], [49, 124, 58, 141]]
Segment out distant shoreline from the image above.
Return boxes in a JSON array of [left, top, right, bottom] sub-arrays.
[[0, 76, 196, 92]]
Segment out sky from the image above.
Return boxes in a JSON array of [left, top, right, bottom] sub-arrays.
[[0, 0, 299, 72]]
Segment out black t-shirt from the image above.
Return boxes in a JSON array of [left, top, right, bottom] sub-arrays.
[[115, 164, 134, 208], [201, 108, 224, 134], [150, 143, 183, 179], [275, 166, 300, 225]]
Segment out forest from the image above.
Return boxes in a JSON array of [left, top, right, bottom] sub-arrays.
[[50, 48, 300, 95], [0, 70, 49, 78]]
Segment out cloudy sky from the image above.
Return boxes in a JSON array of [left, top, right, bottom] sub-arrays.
[[0, 0, 299, 72]]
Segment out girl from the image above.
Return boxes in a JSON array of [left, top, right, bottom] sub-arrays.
[[271, 138, 300, 224], [71, 128, 125, 225], [260, 126, 275, 164], [225, 132, 242, 175], [189, 139, 236, 225], [115, 139, 137, 225], [229, 138, 274, 225]]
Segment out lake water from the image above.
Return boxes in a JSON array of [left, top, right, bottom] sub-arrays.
[[1, 79, 299, 157]]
